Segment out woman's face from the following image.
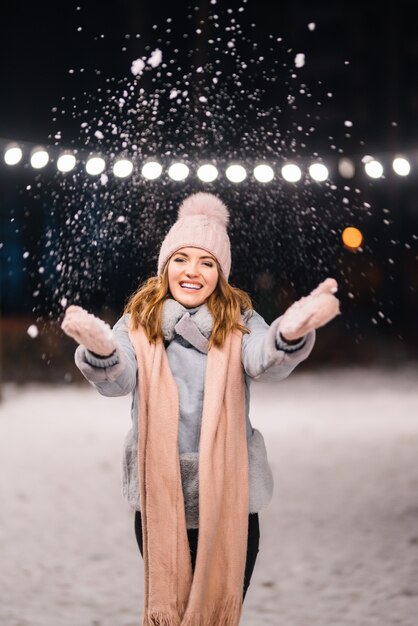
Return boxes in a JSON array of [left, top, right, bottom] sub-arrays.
[[167, 247, 219, 308]]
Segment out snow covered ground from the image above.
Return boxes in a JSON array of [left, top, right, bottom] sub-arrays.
[[1, 368, 418, 626]]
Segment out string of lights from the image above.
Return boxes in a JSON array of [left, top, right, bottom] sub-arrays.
[[1, 138, 415, 184]]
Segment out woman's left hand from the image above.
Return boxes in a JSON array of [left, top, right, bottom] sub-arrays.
[[279, 278, 340, 342]]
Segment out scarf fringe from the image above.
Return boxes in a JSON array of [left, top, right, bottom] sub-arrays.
[[181, 595, 243, 626], [143, 614, 180, 626], [143, 595, 242, 626]]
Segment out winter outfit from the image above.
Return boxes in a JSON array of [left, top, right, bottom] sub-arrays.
[[74, 192, 316, 625], [76, 303, 313, 520], [76, 303, 314, 623]]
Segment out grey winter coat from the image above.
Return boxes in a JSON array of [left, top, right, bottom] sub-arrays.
[[75, 302, 315, 528]]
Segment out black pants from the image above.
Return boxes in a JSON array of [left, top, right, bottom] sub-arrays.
[[134, 511, 260, 601]]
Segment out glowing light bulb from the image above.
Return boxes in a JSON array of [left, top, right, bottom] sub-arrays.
[[168, 162, 190, 181], [30, 149, 49, 169], [342, 226, 363, 250], [197, 164, 218, 182], [57, 154, 76, 172], [141, 161, 162, 180], [253, 164, 274, 183], [86, 157, 106, 175], [113, 159, 133, 178], [308, 163, 329, 182], [364, 159, 383, 179], [281, 163, 302, 182], [225, 164, 247, 183], [392, 157, 410, 176], [4, 146, 23, 165]]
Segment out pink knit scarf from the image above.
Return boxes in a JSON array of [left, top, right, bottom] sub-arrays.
[[128, 323, 249, 625]]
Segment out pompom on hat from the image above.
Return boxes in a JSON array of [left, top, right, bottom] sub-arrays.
[[157, 192, 232, 278]]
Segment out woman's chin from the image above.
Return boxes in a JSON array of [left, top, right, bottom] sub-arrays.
[[173, 290, 206, 308], [180, 298, 205, 308]]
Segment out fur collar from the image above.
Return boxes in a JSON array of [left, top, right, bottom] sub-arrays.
[[161, 299, 213, 346]]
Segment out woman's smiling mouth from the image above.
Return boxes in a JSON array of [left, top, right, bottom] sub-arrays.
[[180, 282, 203, 290]]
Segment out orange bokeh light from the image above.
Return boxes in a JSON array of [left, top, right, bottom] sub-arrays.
[[342, 226, 363, 250]]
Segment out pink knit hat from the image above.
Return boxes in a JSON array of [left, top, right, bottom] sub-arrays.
[[157, 192, 231, 279]]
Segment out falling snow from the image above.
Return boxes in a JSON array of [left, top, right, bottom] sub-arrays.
[[147, 48, 162, 68], [131, 58, 146, 76], [16, 2, 405, 343], [294, 53, 305, 68]]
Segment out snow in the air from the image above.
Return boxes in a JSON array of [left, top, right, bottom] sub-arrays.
[[147, 48, 162, 68], [26, 325, 39, 338], [131, 58, 146, 76], [21, 2, 407, 363], [294, 53, 305, 68]]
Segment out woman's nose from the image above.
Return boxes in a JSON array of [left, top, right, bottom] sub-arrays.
[[185, 264, 199, 277]]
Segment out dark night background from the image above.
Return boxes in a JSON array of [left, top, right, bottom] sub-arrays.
[[0, 0, 417, 381]]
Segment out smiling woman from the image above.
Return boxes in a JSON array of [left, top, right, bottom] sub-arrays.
[[61, 191, 339, 625], [116, 193, 254, 348], [168, 247, 219, 308]]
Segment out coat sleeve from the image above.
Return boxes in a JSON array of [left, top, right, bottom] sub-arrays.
[[74, 314, 137, 396], [241, 310, 315, 382]]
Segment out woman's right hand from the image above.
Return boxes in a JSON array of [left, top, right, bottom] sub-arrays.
[[279, 278, 340, 341], [61, 305, 117, 357]]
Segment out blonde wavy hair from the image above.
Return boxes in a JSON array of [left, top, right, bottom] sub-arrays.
[[124, 260, 253, 348]]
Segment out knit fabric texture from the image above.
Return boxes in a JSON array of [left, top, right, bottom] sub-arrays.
[[157, 192, 232, 278], [128, 320, 248, 625]]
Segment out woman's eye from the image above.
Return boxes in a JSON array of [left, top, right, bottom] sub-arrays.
[[203, 262, 214, 267], [174, 257, 185, 262]]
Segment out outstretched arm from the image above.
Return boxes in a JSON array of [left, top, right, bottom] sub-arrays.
[[61, 306, 137, 396], [242, 278, 340, 382], [279, 277, 340, 342]]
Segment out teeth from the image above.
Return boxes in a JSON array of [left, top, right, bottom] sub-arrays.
[[180, 282, 202, 290]]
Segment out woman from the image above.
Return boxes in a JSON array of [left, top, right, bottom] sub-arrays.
[[62, 192, 339, 625]]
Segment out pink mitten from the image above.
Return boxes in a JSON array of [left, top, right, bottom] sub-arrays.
[[61, 305, 116, 356], [279, 278, 340, 341]]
